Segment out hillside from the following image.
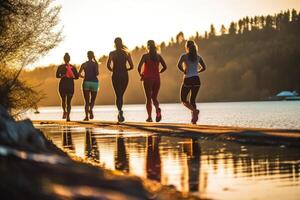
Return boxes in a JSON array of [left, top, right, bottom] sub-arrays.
[[21, 10, 300, 106]]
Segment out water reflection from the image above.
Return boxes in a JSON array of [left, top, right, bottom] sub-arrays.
[[84, 128, 99, 162], [115, 137, 129, 172], [41, 126, 300, 200], [62, 127, 75, 153], [146, 136, 161, 182]]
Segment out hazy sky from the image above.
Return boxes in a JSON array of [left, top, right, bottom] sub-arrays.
[[31, 0, 300, 68]]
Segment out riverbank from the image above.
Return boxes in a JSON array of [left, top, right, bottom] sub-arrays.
[[34, 120, 300, 147]]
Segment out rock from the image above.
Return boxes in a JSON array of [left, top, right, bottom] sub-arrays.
[[0, 106, 46, 151]]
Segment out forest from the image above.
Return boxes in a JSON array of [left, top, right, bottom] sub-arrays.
[[21, 10, 300, 106]]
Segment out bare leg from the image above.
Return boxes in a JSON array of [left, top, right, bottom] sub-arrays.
[[89, 91, 97, 119], [83, 90, 90, 120]]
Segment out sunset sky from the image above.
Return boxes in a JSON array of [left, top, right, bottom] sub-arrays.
[[31, 0, 300, 68]]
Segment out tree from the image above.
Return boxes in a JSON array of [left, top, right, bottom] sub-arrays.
[[0, 0, 62, 66], [220, 24, 227, 35], [0, 0, 62, 115], [229, 22, 237, 35], [209, 24, 216, 38], [175, 31, 185, 44], [265, 15, 273, 29]]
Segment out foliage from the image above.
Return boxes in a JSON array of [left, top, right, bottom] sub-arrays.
[[22, 10, 300, 105], [0, 0, 62, 114]]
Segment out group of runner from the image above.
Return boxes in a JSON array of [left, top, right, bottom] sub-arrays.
[[56, 38, 206, 124]]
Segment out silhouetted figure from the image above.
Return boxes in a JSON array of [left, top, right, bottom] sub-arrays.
[[79, 51, 99, 121], [114, 137, 129, 172], [138, 40, 167, 122], [107, 38, 134, 122], [186, 139, 201, 192], [62, 126, 75, 152], [84, 128, 99, 162], [177, 41, 206, 124], [146, 136, 161, 182], [56, 53, 79, 121]]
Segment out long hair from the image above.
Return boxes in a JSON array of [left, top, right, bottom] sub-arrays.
[[87, 50, 98, 64], [147, 40, 158, 61], [114, 37, 128, 52], [186, 40, 198, 62]]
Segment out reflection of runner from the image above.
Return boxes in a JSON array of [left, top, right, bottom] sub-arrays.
[[138, 40, 167, 122], [146, 136, 161, 181], [62, 126, 75, 152], [115, 137, 129, 172], [187, 139, 201, 192], [84, 128, 99, 162], [56, 53, 79, 122], [79, 51, 99, 121], [177, 40, 206, 124], [107, 38, 134, 122]]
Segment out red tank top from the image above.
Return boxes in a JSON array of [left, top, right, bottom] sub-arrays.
[[143, 59, 160, 79]]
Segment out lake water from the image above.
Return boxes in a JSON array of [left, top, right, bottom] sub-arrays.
[[36, 124, 300, 200], [27, 101, 300, 129]]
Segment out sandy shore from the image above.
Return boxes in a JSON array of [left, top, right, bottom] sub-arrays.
[[34, 120, 300, 147]]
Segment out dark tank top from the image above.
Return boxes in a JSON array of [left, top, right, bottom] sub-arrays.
[[82, 61, 98, 82], [112, 50, 128, 76]]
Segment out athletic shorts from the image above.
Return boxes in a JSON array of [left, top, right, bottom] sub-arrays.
[[82, 81, 99, 92], [183, 76, 201, 87]]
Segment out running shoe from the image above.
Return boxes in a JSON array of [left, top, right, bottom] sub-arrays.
[[156, 108, 162, 122], [118, 110, 125, 122], [66, 115, 70, 122], [146, 117, 153, 122], [83, 116, 89, 121], [89, 110, 94, 119], [191, 109, 200, 124], [62, 111, 67, 119]]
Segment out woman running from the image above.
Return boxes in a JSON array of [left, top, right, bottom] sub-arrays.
[[107, 37, 134, 122], [177, 40, 206, 124], [79, 51, 99, 121], [56, 53, 79, 122], [138, 40, 167, 122]]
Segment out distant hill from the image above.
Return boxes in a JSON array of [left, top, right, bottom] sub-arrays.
[[21, 10, 300, 106]]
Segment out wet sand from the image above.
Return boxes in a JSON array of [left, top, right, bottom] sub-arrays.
[[34, 120, 300, 147]]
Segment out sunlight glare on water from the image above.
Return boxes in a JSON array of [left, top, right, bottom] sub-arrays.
[[37, 125, 300, 200], [27, 101, 300, 129]]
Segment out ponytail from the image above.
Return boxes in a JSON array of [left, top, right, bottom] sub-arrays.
[[186, 40, 198, 62], [87, 50, 98, 64], [114, 37, 128, 52], [147, 40, 158, 62]]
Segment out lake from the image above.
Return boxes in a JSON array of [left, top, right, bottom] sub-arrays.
[[36, 124, 300, 200], [27, 101, 300, 129]]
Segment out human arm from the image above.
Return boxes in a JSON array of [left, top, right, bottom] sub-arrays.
[[73, 65, 79, 79], [56, 65, 64, 78], [78, 64, 85, 78], [159, 55, 167, 73], [137, 54, 145, 76], [127, 53, 134, 71], [95, 62, 99, 76], [198, 56, 206, 73], [106, 52, 113, 72], [177, 55, 185, 74]]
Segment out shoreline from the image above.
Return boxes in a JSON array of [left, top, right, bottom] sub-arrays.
[[34, 120, 300, 147]]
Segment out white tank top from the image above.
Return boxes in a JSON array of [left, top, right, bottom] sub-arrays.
[[183, 54, 199, 78]]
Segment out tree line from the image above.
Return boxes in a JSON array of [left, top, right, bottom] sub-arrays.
[[21, 9, 300, 106]]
